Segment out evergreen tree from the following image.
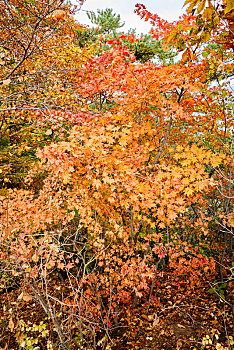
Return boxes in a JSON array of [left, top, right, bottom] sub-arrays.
[[118, 30, 177, 64], [76, 8, 177, 64], [87, 8, 125, 34]]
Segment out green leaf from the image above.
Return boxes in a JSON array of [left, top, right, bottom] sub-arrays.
[[202, 51, 209, 58], [208, 288, 214, 293]]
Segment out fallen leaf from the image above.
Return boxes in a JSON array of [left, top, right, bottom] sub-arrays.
[[153, 315, 160, 327], [18, 292, 24, 300], [177, 324, 186, 328]]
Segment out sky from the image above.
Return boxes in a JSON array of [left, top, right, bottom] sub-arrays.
[[75, 0, 186, 35]]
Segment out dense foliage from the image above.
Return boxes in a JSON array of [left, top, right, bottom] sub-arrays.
[[0, 0, 233, 349]]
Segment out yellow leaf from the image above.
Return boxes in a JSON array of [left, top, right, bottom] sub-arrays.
[[32, 253, 39, 262], [202, 31, 211, 42], [182, 50, 188, 62], [204, 7, 214, 20], [181, 159, 191, 166], [158, 222, 165, 229], [9, 318, 14, 332], [197, 0, 206, 14], [183, 0, 192, 6], [229, 212, 234, 227], [224, 0, 234, 14], [187, 0, 200, 13], [213, 14, 220, 25], [184, 187, 194, 196], [18, 292, 24, 300], [167, 32, 176, 43]]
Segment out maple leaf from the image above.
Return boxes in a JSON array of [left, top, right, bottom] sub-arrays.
[[168, 211, 178, 221], [66, 262, 74, 270], [92, 179, 102, 189], [184, 187, 194, 196]]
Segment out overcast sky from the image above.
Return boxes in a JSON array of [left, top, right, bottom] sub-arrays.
[[75, 0, 186, 34]]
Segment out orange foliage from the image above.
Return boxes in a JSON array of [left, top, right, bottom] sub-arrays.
[[0, 0, 233, 348]]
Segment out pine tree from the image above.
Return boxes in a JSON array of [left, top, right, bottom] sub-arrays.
[[78, 8, 177, 64], [87, 8, 125, 34]]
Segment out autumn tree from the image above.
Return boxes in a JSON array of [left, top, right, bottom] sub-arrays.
[[0, 1, 233, 349], [0, 0, 95, 189]]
